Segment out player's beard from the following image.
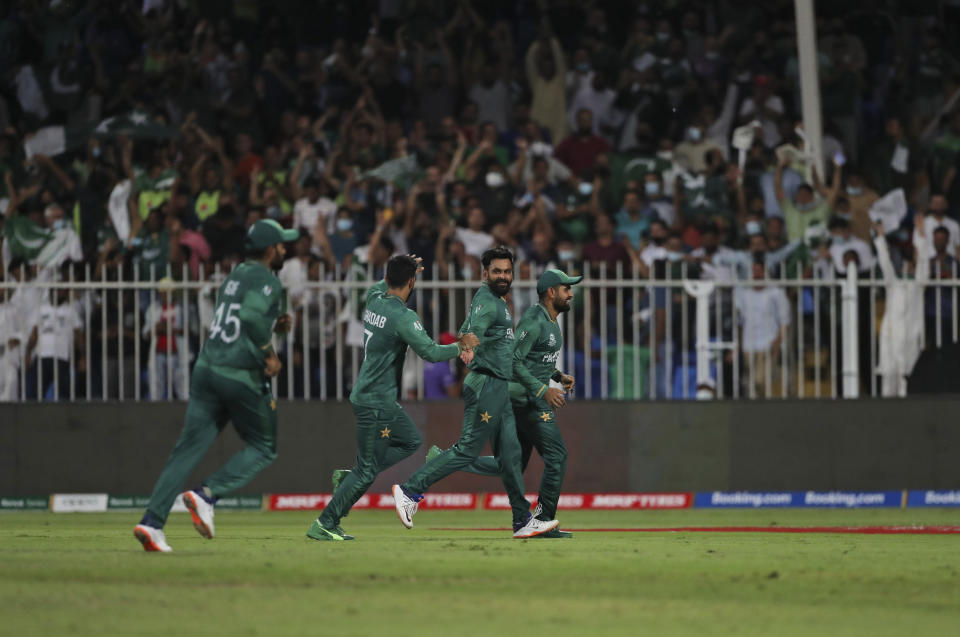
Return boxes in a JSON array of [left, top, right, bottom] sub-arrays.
[[554, 297, 572, 313], [489, 278, 512, 296], [270, 252, 285, 270]]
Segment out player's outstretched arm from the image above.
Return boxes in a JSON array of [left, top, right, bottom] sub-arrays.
[[399, 312, 469, 363]]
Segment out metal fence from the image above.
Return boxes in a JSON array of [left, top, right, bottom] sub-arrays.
[[1, 261, 958, 402]]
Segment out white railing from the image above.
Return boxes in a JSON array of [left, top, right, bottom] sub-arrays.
[[1, 261, 958, 402]]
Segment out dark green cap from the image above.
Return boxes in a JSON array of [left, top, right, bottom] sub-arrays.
[[245, 219, 300, 250], [536, 268, 583, 294]]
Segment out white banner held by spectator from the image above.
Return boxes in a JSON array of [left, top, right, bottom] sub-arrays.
[[868, 189, 907, 234], [109, 179, 133, 243]]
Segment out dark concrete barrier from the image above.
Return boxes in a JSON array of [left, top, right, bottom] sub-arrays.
[[2, 399, 959, 496]]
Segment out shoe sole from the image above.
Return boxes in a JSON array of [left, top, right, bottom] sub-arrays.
[[133, 525, 169, 552], [534, 529, 574, 539], [392, 484, 414, 529], [513, 519, 560, 539], [182, 492, 213, 539]]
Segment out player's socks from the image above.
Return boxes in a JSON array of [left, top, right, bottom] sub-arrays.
[[306, 518, 353, 541], [425, 445, 442, 462]]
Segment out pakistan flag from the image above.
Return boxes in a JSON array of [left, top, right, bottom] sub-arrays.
[[24, 110, 179, 159]]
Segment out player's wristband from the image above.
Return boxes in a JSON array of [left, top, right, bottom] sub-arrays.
[[551, 370, 564, 383]]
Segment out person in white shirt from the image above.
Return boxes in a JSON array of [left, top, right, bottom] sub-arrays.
[[1, 260, 44, 400], [468, 63, 511, 133], [738, 75, 785, 148], [734, 260, 792, 397], [455, 206, 494, 259], [25, 286, 83, 400], [916, 195, 960, 259], [292, 177, 337, 237], [828, 216, 875, 274]]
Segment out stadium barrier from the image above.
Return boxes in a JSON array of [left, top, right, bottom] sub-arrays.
[[5, 490, 959, 513], [3, 261, 960, 403]]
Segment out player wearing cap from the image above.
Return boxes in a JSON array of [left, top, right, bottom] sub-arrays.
[[392, 247, 560, 539], [426, 268, 581, 538], [305, 255, 479, 541], [134, 219, 299, 552]]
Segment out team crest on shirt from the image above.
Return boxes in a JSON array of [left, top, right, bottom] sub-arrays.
[[548, 333, 556, 347], [263, 285, 273, 296]]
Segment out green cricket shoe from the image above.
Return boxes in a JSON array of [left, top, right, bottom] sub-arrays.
[[331, 469, 351, 491], [306, 519, 354, 541], [426, 445, 443, 462], [534, 528, 573, 539]]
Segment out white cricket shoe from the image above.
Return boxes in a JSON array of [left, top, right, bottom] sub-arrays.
[[134, 524, 173, 552], [392, 484, 419, 529], [182, 490, 215, 539], [513, 516, 559, 539]]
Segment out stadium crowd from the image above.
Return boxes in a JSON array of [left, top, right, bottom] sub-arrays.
[[1, 0, 960, 401]]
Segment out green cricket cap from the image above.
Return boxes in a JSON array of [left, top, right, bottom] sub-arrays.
[[536, 268, 583, 294], [245, 219, 300, 250]]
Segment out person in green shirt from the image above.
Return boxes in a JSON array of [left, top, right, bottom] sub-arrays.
[[775, 154, 839, 244], [426, 269, 581, 538], [306, 256, 479, 541], [391, 248, 561, 539], [133, 219, 299, 553]]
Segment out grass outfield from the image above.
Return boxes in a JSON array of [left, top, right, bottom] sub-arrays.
[[2, 509, 960, 636]]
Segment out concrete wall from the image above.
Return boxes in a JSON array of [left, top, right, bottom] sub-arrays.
[[2, 399, 959, 495]]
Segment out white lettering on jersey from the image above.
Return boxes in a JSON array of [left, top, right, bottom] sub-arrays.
[[505, 328, 515, 340], [362, 309, 388, 329], [542, 351, 562, 364]]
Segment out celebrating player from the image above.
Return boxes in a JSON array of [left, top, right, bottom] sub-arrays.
[[306, 254, 479, 541], [134, 219, 299, 552], [392, 247, 560, 539], [428, 268, 581, 538]]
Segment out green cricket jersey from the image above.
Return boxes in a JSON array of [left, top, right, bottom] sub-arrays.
[[510, 303, 563, 401], [459, 283, 515, 380], [198, 260, 284, 381], [350, 280, 462, 407]]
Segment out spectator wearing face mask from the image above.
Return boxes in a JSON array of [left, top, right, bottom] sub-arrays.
[[674, 119, 722, 173], [642, 173, 676, 227], [328, 208, 358, 269], [615, 189, 656, 251], [830, 168, 877, 241], [776, 154, 839, 244]]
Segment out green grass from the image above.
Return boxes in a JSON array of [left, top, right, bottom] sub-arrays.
[[2, 509, 960, 636]]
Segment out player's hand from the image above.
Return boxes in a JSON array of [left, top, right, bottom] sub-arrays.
[[264, 352, 282, 377], [459, 349, 474, 365], [408, 254, 424, 276], [545, 387, 566, 408], [458, 332, 479, 351], [559, 374, 575, 392], [274, 314, 292, 333]]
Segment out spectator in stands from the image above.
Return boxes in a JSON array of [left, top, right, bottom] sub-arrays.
[[25, 285, 83, 401], [734, 259, 791, 397], [776, 154, 839, 244], [555, 109, 610, 177], [526, 29, 568, 144], [918, 195, 960, 258]]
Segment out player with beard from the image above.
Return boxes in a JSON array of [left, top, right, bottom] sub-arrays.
[[134, 220, 298, 552], [426, 269, 581, 537], [392, 247, 560, 538]]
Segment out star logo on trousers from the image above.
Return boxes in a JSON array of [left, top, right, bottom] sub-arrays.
[[380, 427, 391, 438], [540, 411, 552, 421], [480, 411, 492, 423]]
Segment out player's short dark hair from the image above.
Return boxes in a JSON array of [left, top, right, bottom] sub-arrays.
[[386, 255, 418, 288], [934, 226, 950, 236], [481, 246, 514, 270]]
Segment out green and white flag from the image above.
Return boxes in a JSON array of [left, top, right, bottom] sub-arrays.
[[360, 154, 419, 185], [2, 214, 51, 261], [24, 110, 179, 159]]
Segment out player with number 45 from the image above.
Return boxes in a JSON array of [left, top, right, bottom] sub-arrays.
[[134, 220, 299, 553]]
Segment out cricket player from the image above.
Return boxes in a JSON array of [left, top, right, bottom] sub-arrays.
[[306, 254, 479, 541], [427, 269, 581, 538], [134, 219, 298, 552], [392, 247, 560, 539]]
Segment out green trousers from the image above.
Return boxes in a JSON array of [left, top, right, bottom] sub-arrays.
[[319, 401, 421, 528], [462, 397, 567, 521], [403, 373, 531, 524], [144, 363, 278, 527]]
